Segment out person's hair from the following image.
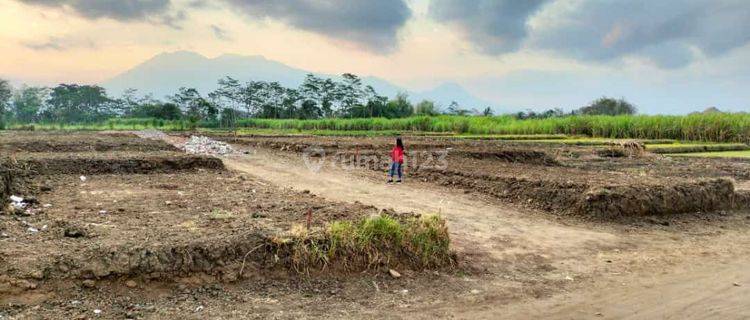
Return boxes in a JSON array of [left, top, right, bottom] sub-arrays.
[[396, 137, 404, 149]]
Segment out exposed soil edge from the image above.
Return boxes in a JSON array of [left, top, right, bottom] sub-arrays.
[[414, 168, 747, 217], [15, 156, 225, 175]]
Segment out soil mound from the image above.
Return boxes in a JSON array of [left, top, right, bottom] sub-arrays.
[[580, 179, 740, 218], [456, 150, 560, 166], [16, 153, 224, 175]]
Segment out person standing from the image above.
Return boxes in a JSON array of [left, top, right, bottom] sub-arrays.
[[388, 138, 405, 183]]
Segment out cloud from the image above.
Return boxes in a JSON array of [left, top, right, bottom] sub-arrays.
[[17, 0, 183, 27], [529, 0, 750, 68], [430, 0, 750, 69], [210, 24, 231, 41], [429, 0, 552, 54], [21, 36, 97, 51], [221, 0, 412, 53]]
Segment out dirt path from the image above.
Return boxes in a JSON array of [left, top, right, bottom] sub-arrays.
[[217, 148, 750, 319], [223, 150, 618, 266]]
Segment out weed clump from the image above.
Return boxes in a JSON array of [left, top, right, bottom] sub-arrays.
[[275, 214, 454, 273]]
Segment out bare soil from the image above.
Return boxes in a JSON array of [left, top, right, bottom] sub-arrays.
[[2, 132, 750, 319]]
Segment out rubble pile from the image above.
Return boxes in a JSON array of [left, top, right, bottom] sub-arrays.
[[182, 136, 235, 156]]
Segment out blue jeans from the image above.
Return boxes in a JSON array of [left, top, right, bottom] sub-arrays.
[[389, 162, 403, 180]]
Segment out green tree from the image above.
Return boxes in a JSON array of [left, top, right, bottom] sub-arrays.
[[415, 100, 440, 116], [447, 101, 470, 116], [383, 92, 414, 118], [169, 87, 215, 122], [0, 79, 12, 128], [43, 84, 112, 123], [12, 86, 48, 123], [577, 97, 637, 115]]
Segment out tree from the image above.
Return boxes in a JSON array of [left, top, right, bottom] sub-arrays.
[[415, 100, 440, 116], [169, 87, 215, 122], [576, 97, 637, 116], [383, 92, 413, 118], [12, 86, 48, 123], [338, 73, 365, 117], [0, 79, 12, 128], [482, 107, 494, 116], [447, 101, 470, 116], [43, 84, 112, 123]]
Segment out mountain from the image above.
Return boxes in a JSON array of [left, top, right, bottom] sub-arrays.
[[102, 51, 497, 111]]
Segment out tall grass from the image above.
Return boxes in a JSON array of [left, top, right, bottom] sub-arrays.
[[237, 114, 750, 143], [7, 113, 749, 143]]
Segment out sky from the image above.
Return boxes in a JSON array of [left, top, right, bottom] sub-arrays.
[[1, 0, 749, 113]]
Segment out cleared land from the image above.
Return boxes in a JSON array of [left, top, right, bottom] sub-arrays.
[[1, 131, 750, 319]]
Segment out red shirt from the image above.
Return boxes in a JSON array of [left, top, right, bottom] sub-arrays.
[[391, 146, 404, 164]]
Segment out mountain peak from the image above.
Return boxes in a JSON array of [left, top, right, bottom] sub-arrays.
[[102, 51, 496, 110]]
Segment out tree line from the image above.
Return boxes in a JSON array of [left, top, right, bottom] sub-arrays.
[[0, 74, 638, 129]]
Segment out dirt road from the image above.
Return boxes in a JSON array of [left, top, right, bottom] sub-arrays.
[[221, 148, 750, 319]]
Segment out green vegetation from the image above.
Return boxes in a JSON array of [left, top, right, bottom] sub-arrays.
[[667, 150, 750, 158], [231, 114, 750, 143], [278, 214, 454, 272], [646, 143, 749, 154]]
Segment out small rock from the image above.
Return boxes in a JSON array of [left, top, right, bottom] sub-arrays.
[[82, 280, 96, 288], [27, 227, 39, 233], [470, 289, 481, 295], [93, 309, 102, 315], [734, 282, 741, 287], [64, 227, 86, 238], [388, 269, 402, 279], [194, 305, 204, 312], [125, 280, 137, 288], [80, 176, 87, 182], [0, 232, 8, 238]]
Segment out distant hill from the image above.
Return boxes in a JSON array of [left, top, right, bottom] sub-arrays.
[[102, 51, 497, 112]]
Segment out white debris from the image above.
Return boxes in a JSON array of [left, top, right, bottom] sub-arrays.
[[9, 195, 26, 209], [27, 227, 39, 233], [194, 305, 204, 312], [181, 135, 234, 156], [80, 176, 87, 182], [98, 210, 108, 215], [93, 309, 102, 315]]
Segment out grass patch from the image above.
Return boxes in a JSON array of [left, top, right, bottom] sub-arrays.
[[667, 150, 750, 158], [646, 143, 749, 154], [275, 214, 454, 272]]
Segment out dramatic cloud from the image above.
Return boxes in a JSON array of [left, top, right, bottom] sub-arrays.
[[431, 0, 750, 69], [429, 0, 551, 54], [221, 0, 412, 53], [17, 0, 182, 27], [530, 0, 750, 68]]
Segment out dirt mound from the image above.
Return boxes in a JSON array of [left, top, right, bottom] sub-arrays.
[[2, 139, 177, 153], [15, 153, 224, 175], [414, 168, 747, 218], [579, 179, 740, 218], [454, 150, 560, 166]]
